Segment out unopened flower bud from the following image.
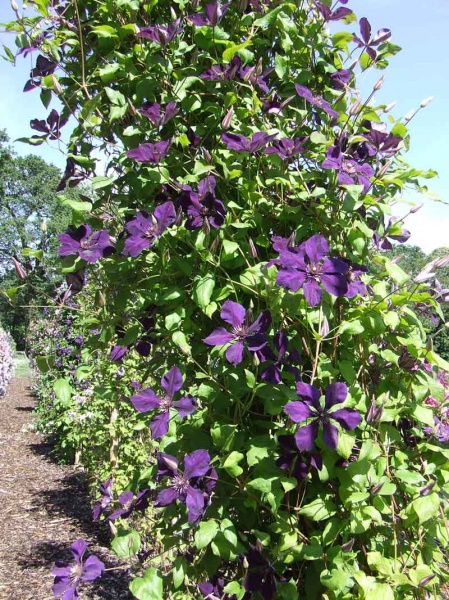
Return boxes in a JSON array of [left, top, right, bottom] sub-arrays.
[[414, 270, 436, 284], [164, 248, 170, 262], [12, 257, 26, 280], [366, 399, 383, 424], [419, 574, 436, 587], [409, 203, 423, 214], [373, 76, 385, 91], [349, 98, 361, 116], [341, 539, 355, 552], [419, 481, 436, 497], [319, 315, 330, 338], [221, 106, 234, 130], [11, 0, 19, 12], [202, 148, 212, 163], [52, 74, 63, 95], [237, 0, 249, 10], [202, 218, 211, 236], [248, 237, 258, 259], [420, 95, 434, 108], [41, 217, 47, 232], [426, 337, 433, 353], [371, 481, 384, 495], [96, 290, 106, 307], [377, 161, 391, 177], [383, 101, 396, 113], [243, 66, 255, 82], [404, 109, 416, 122], [209, 236, 220, 254], [435, 255, 449, 269], [170, 7, 177, 20]]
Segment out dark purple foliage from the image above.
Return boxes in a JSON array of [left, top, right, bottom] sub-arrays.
[[204, 300, 271, 365], [242, 544, 277, 600], [276, 434, 322, 480], [123, 201, 176, 257], [58, 225, 114, 263], [329, 69, 352, 90], [313, 1, 353, 21], [285, 382, 361, 451], [130, 366, 197, 439], [52, 540, 104, 599], [30, 109, 68, 140]]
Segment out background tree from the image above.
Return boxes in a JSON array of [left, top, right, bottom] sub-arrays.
[[0, 130, 72, 347]]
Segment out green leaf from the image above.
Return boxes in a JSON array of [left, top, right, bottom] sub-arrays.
[[338, 320, 364, 335], [60, 196, 92, 212], [299, 497, 337, 521], [409, 493, 440, 524], [92, 175, 115, 190], [254, 5, 291, 28], [111, 529, 141, 558], [385, 259, 410, 286], [129, 567, 163, 600], [320, 569, 353, 592], [105, 87, 126, 106], [274, 53, 288, 79], [90, 25, 118, 39], [194, 519, 219, 549], [222, 40, 252, 63], [36, 355, 55, 373], [172, 331, 191, 355], [193, 274, 215, 311], [53, 379, 72, 404], [223, 451, 244, 476], [172, 556, 187, 589]]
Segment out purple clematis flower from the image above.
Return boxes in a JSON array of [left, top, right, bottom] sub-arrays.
[[180, 175, 227, 231], [58, 225, 114, 263], [322, 144, 374, 192], [109, 345, 128, 362], [123, 201, 176, 257], [51, 540, 105, 600], [239, 64, 272, 94], [313, 0, 353, 21], [353, 17, 391, 61], [222, 131, 277, 153], [129, 366, 196, 439], [126, 139, 171, 164], [264, 137, 306, 161], [361, 122, 402, 159], [271, 234, 348, 307], [187, 2, 231, 27], [373, 217, 411, 250], [200, 55, 242, 81], [285, 382, 361, 451], [30, 109, 68, 140], [242, 544, 277, 600], [276, 434, 322, 480], [423, 417, 449, 443], [198, 577, 228, 599], [329, 69, 352, 90], [295, 84, 339, 119], [257, 331, 301, 384], [155, 450, 216, 523], [138, 19, 183, 46], [92, 478, 113, 521], [204, 300, 271, 365], [139, 101, 178, 127], [109, 489, 151, 520]]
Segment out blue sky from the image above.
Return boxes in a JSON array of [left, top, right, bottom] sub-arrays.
[[0, 0, 448, 252]]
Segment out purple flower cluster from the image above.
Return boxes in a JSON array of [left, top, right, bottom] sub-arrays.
[[179, 175, 227, 231], [58, 225, 114, 264], [52, 540, 104, 599], [123, 202, 176, 257]]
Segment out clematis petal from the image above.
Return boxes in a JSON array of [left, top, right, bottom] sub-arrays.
[[185, 486, 205, 522], [296, 382, 321, 406], [161, 366, 183, 396], [154, 201, 176, 232], [203, 328, 234, 346], [81, 556, 105, 582], [130, 388, 161, 413], [155, 487, 179, 507], [295, 421, 319, 451], [324, 382, 348, 409], [285, 401, 315, 423], [150, 411, 170, 439], [220, 300, 245, 327], [225, 340, 244, 365], [322, 422, 339, 449], [303, 279, 323, 307], [184, 449, 211, 479], [70, 540, 88, 562], [173, 395, 197, 417], [276, 268, 307, 292], [304, 234, 329, 263], [331, 408, 362, 431]]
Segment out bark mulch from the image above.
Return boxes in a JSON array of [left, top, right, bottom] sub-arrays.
[[0, 377, 133, 600]]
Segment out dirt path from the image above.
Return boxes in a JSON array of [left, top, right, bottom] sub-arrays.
[[0, 377, 132, 600]]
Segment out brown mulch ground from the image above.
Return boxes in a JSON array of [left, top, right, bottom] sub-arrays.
[[0, 377, 133, 600]]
